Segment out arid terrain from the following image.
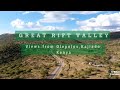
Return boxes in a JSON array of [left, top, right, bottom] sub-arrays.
[[0, 32, 120, 79]]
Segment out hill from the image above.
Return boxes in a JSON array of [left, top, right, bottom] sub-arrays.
[[110, 31, 120, 40], [0, 33, 57, 79]]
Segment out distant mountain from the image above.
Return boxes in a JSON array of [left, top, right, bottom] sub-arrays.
[[0, 33, 14, 40], [110, 31, 120, 39], [0, 33, 14, 45]]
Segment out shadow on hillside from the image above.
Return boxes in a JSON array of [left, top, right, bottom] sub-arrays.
[[0, 44, 22, 64]]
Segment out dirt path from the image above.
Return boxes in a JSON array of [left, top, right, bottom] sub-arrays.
[[46, 55, 64, 79]]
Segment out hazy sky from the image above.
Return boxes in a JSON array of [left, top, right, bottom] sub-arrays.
[[0, 11, 120, 35]]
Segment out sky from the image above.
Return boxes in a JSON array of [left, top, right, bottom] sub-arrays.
[[0, 11, 120, 35]]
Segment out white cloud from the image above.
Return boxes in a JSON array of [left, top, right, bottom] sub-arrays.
[[11, 19, 42, 29], [70, 18, 76, 21], [21, 11, 102, 23], [22, 11, 39, 15], [39, 11, 102, 23], [11, 19, 25, 28], [39, 11, 69, 23], [76, 12, 120, 31], [26, 22, 35, 28], [41, 26, 65, 30], [11, 18, 65, 30], [22, 11, 31, 15], [22, 11, 101, 15], [78, 11, 101, 15]]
